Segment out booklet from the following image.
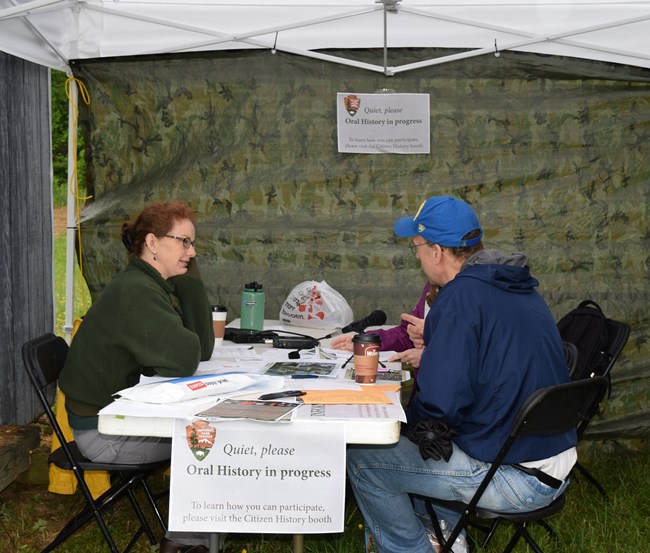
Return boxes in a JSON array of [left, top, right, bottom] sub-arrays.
[[194, 399, 300, 422], [263, 361, 338, 377]]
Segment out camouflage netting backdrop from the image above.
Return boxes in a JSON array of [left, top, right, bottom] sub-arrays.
[[72, 48, 650, 453]]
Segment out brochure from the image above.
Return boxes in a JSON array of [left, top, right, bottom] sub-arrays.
[[263, 361, 338, 377], [194, 399, 300, 422]]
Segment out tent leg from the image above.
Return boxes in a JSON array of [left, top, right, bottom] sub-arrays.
[[63, 74, 78, 344]]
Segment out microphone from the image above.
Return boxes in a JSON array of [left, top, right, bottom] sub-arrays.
[[341, 310, 387, 334]]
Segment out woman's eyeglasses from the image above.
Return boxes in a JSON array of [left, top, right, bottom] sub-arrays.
[[158, 234, 196, 249]]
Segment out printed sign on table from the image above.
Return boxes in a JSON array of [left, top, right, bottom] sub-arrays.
[[337, 92, 430, 154], [169, 419, 346, 533]]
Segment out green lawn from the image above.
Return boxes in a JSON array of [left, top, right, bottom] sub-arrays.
[[1, 450, 649, 552]]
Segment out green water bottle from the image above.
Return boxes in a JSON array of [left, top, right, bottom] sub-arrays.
[[241, 281, 265, 330]]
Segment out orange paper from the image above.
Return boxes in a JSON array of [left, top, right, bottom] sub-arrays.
[[301, 389, 393, 405], [360, 384, 401, 393]]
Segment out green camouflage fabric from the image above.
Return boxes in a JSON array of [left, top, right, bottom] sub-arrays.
[[72, 49, 650, 454]]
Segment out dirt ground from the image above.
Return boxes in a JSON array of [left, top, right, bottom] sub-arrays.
[[54, 206, 67, 236], [0, 425, 37, 448]]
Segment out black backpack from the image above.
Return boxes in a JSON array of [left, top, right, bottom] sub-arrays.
[[557, 300, 612, 383]]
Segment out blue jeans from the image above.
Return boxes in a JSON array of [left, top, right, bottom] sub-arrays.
[[347, 437, 568, 553]]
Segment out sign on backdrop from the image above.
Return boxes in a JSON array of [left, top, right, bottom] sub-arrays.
[[337, 92, 430, 154], [169, 419, 346, 533]]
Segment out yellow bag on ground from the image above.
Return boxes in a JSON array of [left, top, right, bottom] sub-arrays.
[[48, 318, 111, 499]]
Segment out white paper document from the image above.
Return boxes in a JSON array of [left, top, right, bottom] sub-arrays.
[[100, 396, 219, 420], [211, 345, 259, 358], [102, 374, 286, 419]]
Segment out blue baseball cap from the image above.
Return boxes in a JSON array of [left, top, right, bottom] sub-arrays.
[[393, 196, 483, 247]]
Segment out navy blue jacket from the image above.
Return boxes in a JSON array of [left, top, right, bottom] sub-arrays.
[[406, 251, 576, 464]]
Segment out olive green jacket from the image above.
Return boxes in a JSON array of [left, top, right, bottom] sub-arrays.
[[59, 257, 214, 421]]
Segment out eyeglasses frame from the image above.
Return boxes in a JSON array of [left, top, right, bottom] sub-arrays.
[[408, 241, 434, 255], [157, 234, 196, 250]]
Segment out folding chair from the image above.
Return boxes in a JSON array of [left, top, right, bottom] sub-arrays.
[[571, 318, 630, 500], [22, 333, 169, 553], [421, 376, 609, 553]]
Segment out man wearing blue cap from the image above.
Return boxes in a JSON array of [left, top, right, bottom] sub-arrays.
[[347, 196, 575, 553]]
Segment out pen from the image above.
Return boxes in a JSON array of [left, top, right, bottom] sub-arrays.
[[290, 374, 319, 379], [258, 390, 307, 400]]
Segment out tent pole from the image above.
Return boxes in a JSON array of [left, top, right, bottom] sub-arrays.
[[381, 0, 399, 76], [0, 0, 64, 20], [62, 76, 78, 344], [383, 2, 388, 74]]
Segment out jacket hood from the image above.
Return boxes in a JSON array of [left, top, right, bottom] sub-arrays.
[[458, 249, 538, 293]]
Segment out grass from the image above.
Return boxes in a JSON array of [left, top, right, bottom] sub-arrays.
[[2, 208, 648, 552], [1, 448, 649, 552]]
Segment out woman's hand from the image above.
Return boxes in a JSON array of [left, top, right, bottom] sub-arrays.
[[388, 347, 424, 369], [329, 332, 356, 351], [401, 313, 425, 348]]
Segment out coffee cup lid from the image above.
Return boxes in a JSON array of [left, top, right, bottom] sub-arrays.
[[352, 332, 381, 345], [211, 305, 227, 312]]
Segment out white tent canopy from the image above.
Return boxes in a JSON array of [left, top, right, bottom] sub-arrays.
[[1, 0, 650, 74], [2, 0, 650, 341]]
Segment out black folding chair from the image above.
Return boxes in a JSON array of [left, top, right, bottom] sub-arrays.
[[22, 333, 169, 553], [421, 377, 609, 553], [571, 318, 630, 500]]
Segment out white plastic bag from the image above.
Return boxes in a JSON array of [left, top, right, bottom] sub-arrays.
[[115, 373, 258, 404], [279, 280, 353, 330]]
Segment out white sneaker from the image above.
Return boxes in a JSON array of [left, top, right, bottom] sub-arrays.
[[364, 518, 468, 553], [417, 513, 469, 553]]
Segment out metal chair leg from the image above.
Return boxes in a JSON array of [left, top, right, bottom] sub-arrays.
[[573, 461, 609, 500]]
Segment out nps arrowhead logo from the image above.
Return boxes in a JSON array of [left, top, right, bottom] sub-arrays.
[[185, 420, 217, 461], [344, 94, 361, 116]]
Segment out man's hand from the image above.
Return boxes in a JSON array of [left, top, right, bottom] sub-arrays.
[[401, 313, 425, 348], [329, 332, 355, 351], [388, 348, 423, 369]]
